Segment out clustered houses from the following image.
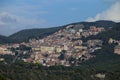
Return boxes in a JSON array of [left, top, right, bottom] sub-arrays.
[[26, 25, 104, 66], [114, 46, 120, 55], [0, 25, 105, 66], [0, 44, 13, 55], [0, 43, 32, 64]]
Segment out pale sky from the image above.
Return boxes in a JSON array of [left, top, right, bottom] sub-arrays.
[[0, 0, 120, 36]]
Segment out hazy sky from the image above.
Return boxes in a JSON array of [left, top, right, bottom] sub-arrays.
[[0, 0, 120, 36]]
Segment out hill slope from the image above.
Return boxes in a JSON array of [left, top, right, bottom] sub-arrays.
[[9, 27, 63, 42], [0, 35, 13, 44], [85, 22, 120, 43], [9, 20, 116, 43], [81, 23, 120, 69], [0, 22, 120, 80], [67, 20, 116, 29]]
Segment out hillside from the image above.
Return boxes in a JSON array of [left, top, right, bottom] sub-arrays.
[[84, 23, 120, 43], [67, 20, 116, 29], [0, 22, 120, 80], [9, 27, 63, 43], [81, 23, 120, 67], [0, 35, 13, 44], [9, 20, 116, 43]]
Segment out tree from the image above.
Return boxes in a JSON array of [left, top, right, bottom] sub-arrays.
[[0, 75, 6, 80]]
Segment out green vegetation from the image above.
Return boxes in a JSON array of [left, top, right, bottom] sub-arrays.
[[81, 23, 120, 71], [71, 20, 116, 29], [84, 23, 120, 43], [0, 35, 13, 44], [0, 74, 6, 80], [0, 56, 120, 80], [9, 27, 62, 43]]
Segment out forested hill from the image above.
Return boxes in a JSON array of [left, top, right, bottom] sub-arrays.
[[9, 20, 116, 43], [0, 35, 13, 44], [85, 23, 120, 42], [0, 20, 117, 44], [81, 23, 120, 68], [69, 20, 116, 29], [9, 27, 62, 43]]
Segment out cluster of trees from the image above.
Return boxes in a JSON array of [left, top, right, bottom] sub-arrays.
[[0, 74, 6, 80], [0, 35, 13, 44], [0, 60, 120, 80]]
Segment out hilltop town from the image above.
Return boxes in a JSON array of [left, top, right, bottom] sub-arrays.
[[0, 24, 120, 66]]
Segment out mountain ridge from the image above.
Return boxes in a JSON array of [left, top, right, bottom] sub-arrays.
[[0, 20, 117, 43], [9, 20, 117, 43], [0, 35, 13, 44]]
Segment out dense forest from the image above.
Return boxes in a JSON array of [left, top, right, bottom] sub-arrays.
[[0, 35, 13, 44]]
